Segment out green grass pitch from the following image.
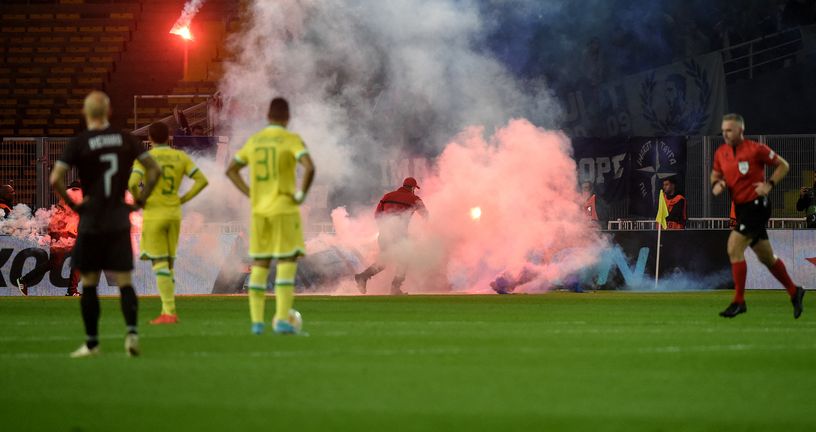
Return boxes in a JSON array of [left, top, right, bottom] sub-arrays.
[[1, 292, 814, 432]]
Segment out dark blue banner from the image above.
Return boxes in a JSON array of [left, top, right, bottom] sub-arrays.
[[572, 137, 631, 203], [572, 136, 687, 217], [627, 136, 687, 217]]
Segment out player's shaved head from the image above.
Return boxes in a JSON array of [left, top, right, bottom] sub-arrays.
[[83, 91, 110, 120], [268, 97, 290, 123]]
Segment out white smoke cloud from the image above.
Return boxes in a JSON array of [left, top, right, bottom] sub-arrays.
[[207, 0, 616, 293], [217, 0, 563, 199]]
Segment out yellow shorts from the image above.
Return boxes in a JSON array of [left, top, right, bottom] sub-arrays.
[[139, 218, 181, 260], [249, 212, 305, 259]]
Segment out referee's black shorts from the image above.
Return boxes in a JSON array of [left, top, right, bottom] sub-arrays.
[[72, 229, 134, 272], [733, 197, 772, 245]]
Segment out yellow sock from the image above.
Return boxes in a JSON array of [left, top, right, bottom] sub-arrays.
[[248, 266, 270, 323], [153, 261, 176, 315], [274, 261, 297, 321]]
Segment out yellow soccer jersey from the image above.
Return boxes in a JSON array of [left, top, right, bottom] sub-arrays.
[[131, 145, 199, 220], [234, 125, 308, 216]]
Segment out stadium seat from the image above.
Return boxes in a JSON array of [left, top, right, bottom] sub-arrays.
[[19, 128, 44, 135], [54, 118, 80, 126], [42, 88, 69, 96], [15, 77, 41, 85], [13, 88, 38, 96], [48, 128, 75, 135]]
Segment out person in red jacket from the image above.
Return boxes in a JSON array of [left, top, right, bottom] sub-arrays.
[[354, 177, 429, 295], [0, 183, 14, 217], [711, 113, 804, 318], [17, 180, 83, 296], [581, 181, 598, 222], [661, 177, 686, 229]]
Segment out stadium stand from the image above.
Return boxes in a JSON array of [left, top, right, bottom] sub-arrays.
[[0, 1, 141, 137], [0, 0, 239, 137]]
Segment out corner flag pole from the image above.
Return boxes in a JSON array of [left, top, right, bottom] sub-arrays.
[[654, 190, 669, 290], [655, 223, 662, 290]]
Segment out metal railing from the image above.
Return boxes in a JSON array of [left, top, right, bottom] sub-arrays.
[[692, 135, 816, 219], [721, 25, 814, 82], [132, 94, 212, 136], [0, 137, 75, 209], [4, 133, 816, 222], [607, 217, 807, 231]]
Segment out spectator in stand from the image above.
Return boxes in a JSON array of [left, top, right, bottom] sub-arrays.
[[581, 181, 607, 228], [208, 91, 223, 136], [0, 183, 13, 217], [583, 37, 607, 86], [797, 181, 816, 228], [191, 125, 205, 136], [581, 181, 598, 222], [173, 106, 190, 136], [662, 177, 687, 229]]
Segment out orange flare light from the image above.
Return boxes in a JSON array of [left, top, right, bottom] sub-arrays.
[[170, 26, 193, 40], [469, 207, 482, 221]]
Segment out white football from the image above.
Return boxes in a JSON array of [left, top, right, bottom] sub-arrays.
[[289, 309, 303, 333]]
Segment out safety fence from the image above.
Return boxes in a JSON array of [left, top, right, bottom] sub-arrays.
[[607, 218, 807, 231], [721, 25, 813, 83], [131, 94, 213, 136], [3, 134, 816, 219], [0, 137, 75, 209], [592, 134, 816, 221]]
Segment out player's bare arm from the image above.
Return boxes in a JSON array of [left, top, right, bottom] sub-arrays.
[[225, 159, 250, 198], [180, 170, 209, 204], [753, 154, 789, 197], [137, 155, 161, 207], [710, 170, 726, 196], [127, 166, 144, 199], [295, 153, 316, 203]]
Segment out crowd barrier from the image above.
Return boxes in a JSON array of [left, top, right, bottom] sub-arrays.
[[1, 230, 814, 295]]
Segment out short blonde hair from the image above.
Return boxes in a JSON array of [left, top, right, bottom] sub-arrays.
[[722, 113, 745, 130]]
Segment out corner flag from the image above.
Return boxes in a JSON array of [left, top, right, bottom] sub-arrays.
[[655, 190, 669, 230]]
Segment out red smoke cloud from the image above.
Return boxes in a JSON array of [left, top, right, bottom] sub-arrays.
[[321, 119, 607, 294]]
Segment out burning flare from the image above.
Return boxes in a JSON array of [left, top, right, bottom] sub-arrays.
[[469, 207, 482, 221], [169, 0, 205, 40], [170, 25, 193, 40]]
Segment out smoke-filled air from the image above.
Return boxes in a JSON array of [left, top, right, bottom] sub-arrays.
[[210, 0, 607, 294]]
